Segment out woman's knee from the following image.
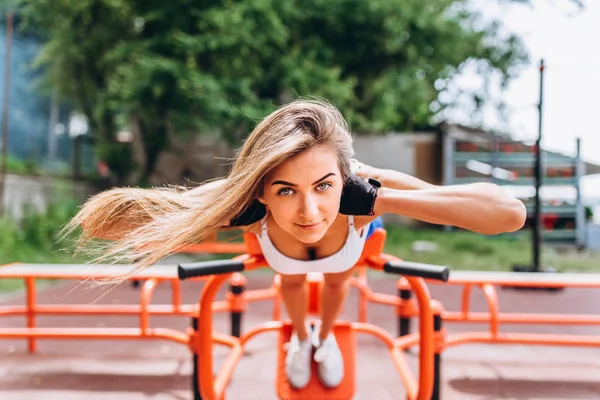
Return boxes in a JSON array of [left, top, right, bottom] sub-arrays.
[[280, 273, 307, 290], [323, 271, 352, 290]]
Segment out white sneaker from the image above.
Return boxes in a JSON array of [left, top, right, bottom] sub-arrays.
[[312, 322, 344, 388], [285, 326, 313, 390]]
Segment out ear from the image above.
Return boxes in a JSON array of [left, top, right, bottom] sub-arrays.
[[256, 184, 266, 206], [256, 197, 269, 214]]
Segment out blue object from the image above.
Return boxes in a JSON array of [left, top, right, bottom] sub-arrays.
[[367, 217, 384, 238]]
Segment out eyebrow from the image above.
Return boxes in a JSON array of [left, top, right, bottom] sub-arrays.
[[271, 172, 336, 187]]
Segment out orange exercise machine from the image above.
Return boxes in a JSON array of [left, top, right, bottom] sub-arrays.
[[177, 231, 247, 255], [0, 262, 278, 352], [129, 234, 247, 288], [177, 228, 450, 400], [354, 269, 600, 399], [0, 228, 450, 400]]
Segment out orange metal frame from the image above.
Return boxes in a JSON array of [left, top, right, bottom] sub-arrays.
[[354, 269, 600, 351], [0, 239, 278, 354], [189, 229, 439, 400], [178, 241, 247, 255], [435, 276, 600, 350], [0, 270, 279, 351], [177, 233, 247, 255], [351, 264, 600, 400], [0, 231, 440, 400]]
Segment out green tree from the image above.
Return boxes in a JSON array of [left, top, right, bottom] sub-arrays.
[[17, 0, 528, 183], [17, 0, 137, 182], [277, 0, 527, 131]]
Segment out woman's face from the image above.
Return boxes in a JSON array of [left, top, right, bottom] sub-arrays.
[[260, 146, 344, 244]]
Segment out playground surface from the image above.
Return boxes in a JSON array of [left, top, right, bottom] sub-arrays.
[[1, 272, 600, 400]]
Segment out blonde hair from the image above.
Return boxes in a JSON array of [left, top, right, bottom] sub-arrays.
[[64, 99, 355, 277]]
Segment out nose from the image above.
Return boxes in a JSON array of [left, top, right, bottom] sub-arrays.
[[299, 193, 319, 220]]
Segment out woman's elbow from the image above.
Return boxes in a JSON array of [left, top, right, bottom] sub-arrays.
[[482, 198, 527, 235], [503, 198, 527, 232], [468, 182, 527, 235]]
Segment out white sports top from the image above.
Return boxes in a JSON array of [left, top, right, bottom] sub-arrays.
[[255, 215, 370, 275]]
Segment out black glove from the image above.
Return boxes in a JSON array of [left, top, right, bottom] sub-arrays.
[[339, 174, 381, 216], [229, 199, 267, 226]]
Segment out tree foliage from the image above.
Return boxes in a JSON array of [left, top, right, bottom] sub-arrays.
[[16, 0, 528, 183]]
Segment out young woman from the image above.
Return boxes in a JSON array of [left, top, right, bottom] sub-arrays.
[[66, 99, 526, 390]]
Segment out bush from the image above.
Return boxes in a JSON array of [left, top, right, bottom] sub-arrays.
[[0, 200, 82, 265]]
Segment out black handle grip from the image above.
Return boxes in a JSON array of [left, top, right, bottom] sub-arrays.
[[178, 259, 245, 280], [383, 260, 449, 282]]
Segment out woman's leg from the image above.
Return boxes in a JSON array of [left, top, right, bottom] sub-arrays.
[[311, 268, 354, 388], [318, 268, 354, 340], [279, 273, 309, 340], [280, 273, 312, 389]]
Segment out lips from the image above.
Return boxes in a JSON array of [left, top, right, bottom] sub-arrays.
[[296, 221, 322, 230]]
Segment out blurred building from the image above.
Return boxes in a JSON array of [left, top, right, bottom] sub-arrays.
[[352, 123, 600, 248], [146, 121, 600, 249]]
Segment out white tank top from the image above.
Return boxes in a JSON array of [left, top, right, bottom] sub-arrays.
[[255, 215, 370, 275]]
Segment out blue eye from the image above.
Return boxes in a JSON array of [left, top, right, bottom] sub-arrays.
[[277, 188, 295, 196], [317, 182, 332, 191]]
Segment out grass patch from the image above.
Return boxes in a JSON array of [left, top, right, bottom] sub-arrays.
[[383, 226, 600, 273], [185, 226, 600, 275], [1, 204, 599, 295], [0, 201, 87, 294]]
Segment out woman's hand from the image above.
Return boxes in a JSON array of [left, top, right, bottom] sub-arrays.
[[353, 161, 382, 181], [353, 161, 435, 191], [339, 174, 381, 216]]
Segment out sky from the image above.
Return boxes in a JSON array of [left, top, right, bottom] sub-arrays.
[[461, 0, 600, 203]]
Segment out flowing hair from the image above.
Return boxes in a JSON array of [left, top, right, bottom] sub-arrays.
[[63, 99, 356, 280]]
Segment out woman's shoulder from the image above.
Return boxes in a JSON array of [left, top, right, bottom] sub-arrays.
[[353, 215, 380, 231], [217, 221, 262, 236], [243, 221, 262, 235]]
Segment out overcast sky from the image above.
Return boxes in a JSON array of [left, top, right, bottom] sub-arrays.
[[451, 0, 599, 203]]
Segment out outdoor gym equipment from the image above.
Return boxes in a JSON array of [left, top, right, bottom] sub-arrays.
[[0, 228, 449, 399], [354, 268, 600, 400], [178, 228, 449, 400], [3, 232, 600, 399]]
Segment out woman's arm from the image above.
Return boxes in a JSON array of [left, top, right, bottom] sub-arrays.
[[355, 163, 436, 190], [373, 182, 527, 235]]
